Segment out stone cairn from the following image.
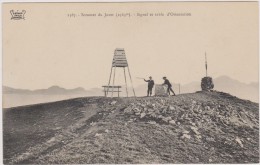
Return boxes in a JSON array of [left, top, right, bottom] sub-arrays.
[[201, 53, 214, 91], [201, 77, 214, 91], [154, 84, 168, 96]]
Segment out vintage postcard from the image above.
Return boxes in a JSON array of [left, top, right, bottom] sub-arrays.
[[2, 2, 259, 164]]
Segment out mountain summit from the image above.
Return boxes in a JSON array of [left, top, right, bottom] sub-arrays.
[[3, 91, 259, 164]]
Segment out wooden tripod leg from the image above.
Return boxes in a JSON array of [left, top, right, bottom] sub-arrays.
[[112, 67, 116, 98], [106, 66, 113, 97], [123, 67, 129, 97], [127, 66, 136, 97]]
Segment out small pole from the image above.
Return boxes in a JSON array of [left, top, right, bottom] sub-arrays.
[[118, 86, 119, 97], [205, 52, 208, 77]]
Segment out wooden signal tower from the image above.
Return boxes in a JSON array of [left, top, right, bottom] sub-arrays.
[[103, 48, 136, 97]]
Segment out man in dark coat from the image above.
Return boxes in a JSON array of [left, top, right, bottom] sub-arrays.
[[162, 77, 176, 96], [144, 76, 154, 96]]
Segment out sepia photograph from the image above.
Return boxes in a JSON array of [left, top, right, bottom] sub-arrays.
[[2, 1, 259, 164]]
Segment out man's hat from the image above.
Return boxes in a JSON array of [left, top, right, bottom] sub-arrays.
[[149, 76, 152, 78], [163, 76, 166, 79]]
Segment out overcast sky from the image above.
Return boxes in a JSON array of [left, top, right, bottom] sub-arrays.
[[3, 2, 258, 90]]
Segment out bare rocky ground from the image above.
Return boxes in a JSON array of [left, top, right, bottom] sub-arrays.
[[3, 91, 259, 164]]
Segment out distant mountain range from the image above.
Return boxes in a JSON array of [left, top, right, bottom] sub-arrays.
[[3, 76, 258, 108], [3, 85, 102, 96], [3, 86, 103, 108]]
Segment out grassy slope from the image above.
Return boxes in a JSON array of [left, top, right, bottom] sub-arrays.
[[3, 92, 259, 164]]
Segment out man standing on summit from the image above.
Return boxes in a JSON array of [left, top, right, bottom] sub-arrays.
[[144, 76, 154, 96], [162, 77, 176, 96]]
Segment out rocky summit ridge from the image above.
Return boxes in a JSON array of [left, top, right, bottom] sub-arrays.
[[3, 91, 259, 164]]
